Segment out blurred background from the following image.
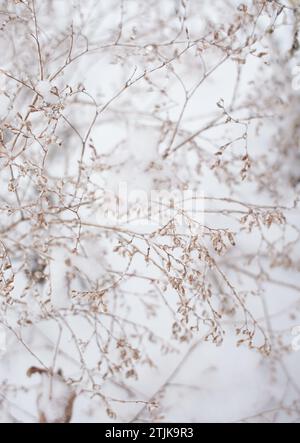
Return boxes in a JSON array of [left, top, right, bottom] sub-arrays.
[[0, 0, 299, 423]]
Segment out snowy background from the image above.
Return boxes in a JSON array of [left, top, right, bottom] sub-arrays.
[[0, 0, 300, 423]]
